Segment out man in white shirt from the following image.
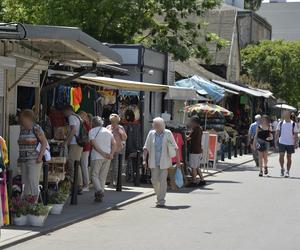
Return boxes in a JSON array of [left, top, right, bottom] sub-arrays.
[[276, 111, 298, 178], [89, 116, 116, 202], [63, 105, 83, 188]]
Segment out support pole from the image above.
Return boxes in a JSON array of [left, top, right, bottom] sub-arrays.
[[134, 150, 141, 187], [234, 137, 238, 158], [228, 138, 232, 160], [239, 137, 243, 156], [42, 163, 49, 205], [70, 161, 79, 205], [116, 154, 123, 192]]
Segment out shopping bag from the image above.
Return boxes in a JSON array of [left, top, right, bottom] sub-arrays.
[[175, 167, 184, 188]]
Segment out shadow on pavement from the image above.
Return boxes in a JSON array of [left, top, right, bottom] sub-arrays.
[[154, 205, 191, 210], [265, 176, 300, 180]]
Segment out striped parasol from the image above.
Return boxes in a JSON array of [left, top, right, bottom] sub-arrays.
[[184, 103, 233, 116]]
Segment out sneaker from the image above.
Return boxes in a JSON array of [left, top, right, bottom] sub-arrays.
[[77, 188, 83, 195], [82, 187, 89, 192], [285, 171, 290, 178], [198, 180, 207, 186], [94, 191, 104, 202], [281, 168, 285, 177], [187, 182, 198, 188]]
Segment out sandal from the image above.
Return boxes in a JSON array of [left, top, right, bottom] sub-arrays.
[[264, 167, 268, 175], [259, 171, 263, 177]]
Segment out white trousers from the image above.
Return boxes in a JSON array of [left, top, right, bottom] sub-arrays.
[[21, 160, 43, 197], [80, 151, 90, 187], [151, 168, 168, 205], [91, 159, 111, 193]]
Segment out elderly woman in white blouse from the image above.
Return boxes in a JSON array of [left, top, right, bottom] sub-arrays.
[[143, 117, 181, 208]]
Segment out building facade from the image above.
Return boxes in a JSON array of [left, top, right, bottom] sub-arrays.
[[257, 1, 300, 40]]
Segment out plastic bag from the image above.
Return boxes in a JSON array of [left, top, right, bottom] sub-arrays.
[[175, 167, 184, 188]]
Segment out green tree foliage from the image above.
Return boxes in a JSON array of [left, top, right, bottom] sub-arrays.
[[241, 40, 300, 106], [0, 0, 228, 62], [244, 0, 263, 11]]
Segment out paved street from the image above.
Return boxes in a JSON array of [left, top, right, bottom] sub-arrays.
[[7, 150, 300, 250]]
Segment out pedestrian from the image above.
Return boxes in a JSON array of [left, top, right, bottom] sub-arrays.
[[106, 114, 127, 187], [78, 111, 91, 192], [253, 115, 273, 177], [89, 116, 116, 202], [63, 105, 83, 192], [143, 117, 181, 208], [275, 110, 298, 178], [248, 114, 261, 167], [18, 109, 48, 198], [186, 116, 206, 187]]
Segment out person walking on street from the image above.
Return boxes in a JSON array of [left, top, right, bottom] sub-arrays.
[[187, 116, 206, 187], [276, 111, 298, 178], [18, 109, 48, 198], [248, 114, 261, 167], [63, 105, 83, 192], [143, 117, 181, 208], [89, 117, 116, 202], [107, 114, 127, 187], [253, 115, 273, 177], [78, 111, 91, 192]]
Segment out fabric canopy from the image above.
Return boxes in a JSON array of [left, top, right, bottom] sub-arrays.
[[164, 86, 208, 101], [212, 80, 273, 98], [185, 103, 233, 116], [274, 104, 297, 111], [176, 75, 225, 102], [47, 71, 169, 92]]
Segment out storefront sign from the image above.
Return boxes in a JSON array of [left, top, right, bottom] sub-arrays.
[[209, 134, 218, 168]]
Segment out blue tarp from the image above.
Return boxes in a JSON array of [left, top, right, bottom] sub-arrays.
[[176, 75, 225, 102]]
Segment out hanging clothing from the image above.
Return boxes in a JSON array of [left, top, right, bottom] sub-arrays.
[[172, 132, 183, 163], [49, 110, 67, 127], [80, 87, 97, 115], [55, 85, 71, 109], [70, 87, 74, 110], [73, 86, 82, 111], [0, 137, 9, 225]]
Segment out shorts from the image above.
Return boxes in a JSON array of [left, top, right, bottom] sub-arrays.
[[278, 143, 295, 154], [256, 139, 270, 152], [189, 154, 203, 169]]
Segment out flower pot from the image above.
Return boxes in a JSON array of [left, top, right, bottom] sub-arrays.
[[13, 215, 27, 226], [28, 214, 47, 227], [50, 204, 64, 215]]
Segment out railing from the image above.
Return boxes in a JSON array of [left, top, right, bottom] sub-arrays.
[[220, 135, 251, 161]]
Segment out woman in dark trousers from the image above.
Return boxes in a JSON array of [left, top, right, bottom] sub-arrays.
[[253, 115, 273, 177]]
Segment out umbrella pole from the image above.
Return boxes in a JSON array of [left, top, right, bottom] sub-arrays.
[[183, 100, 187, 124], [205, 112, 208, 130]]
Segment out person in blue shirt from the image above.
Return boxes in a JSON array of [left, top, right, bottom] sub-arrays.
[[248, 114, 261, 167]]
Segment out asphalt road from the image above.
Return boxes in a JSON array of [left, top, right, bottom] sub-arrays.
[[7, 150, 300, 250]]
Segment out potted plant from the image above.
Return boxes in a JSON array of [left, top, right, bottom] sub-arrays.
[[10, 196, 28, 226], [49, 190, 68, 215], [28, 203, 50, 227]]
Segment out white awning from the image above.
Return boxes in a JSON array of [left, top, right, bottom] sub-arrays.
[[164, 86, 208, 101], [20, 24, 122, 64], [274, 104, 297, 111], [212, 80, 273, 98], [48, 70, 168, 92]]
